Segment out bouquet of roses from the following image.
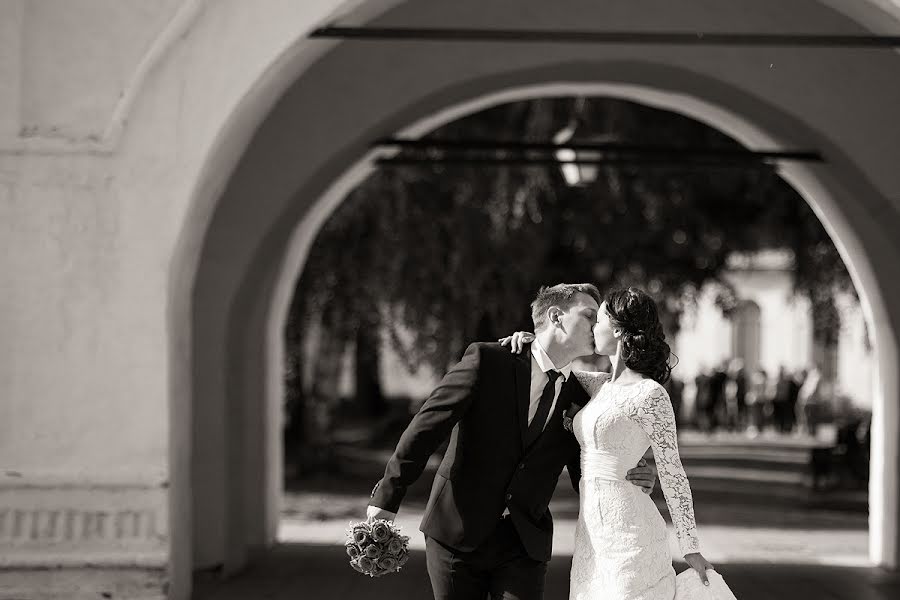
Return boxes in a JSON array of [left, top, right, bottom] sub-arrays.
[[345, 519, 410, 577]]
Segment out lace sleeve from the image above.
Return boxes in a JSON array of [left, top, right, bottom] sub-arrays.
[[626, 383, 700, 556], [572, 370, 610, 397]]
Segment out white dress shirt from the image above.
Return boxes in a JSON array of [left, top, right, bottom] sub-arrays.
[[527, 339, 572, 430]]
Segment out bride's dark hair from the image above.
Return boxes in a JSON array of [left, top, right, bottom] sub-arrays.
[[604, 287, 673, 384]]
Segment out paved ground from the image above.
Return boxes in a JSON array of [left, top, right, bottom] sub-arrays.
[[195, 543, 900, 600], [196, 432, 893, 599]]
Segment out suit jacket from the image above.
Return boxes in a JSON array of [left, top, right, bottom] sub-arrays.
[[370, 342, 588, 562]]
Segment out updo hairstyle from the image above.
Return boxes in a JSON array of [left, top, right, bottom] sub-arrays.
[[604, 287, 672, 384]]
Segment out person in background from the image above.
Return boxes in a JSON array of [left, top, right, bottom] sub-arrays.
[[773, 366, 792, 433], [693, 368, 713, 434], [707, 362, 728, 433], [786, 369, 806, 434], [723, 358, 747, 432], [744, 367, 768, 437], [797, 367, 823, 437]]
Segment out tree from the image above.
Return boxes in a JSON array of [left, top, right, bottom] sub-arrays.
[[284, 96, 853, 456]]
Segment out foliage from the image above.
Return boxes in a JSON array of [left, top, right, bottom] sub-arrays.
[[286, 97, 853, 387]]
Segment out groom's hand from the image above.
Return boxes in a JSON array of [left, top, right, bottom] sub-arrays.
[[366, 505, 396, 522], [626, 458, 656, 494]]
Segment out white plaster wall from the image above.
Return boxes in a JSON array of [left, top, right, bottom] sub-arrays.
[[0, 2, 197, 597], [0, 154, 170, 473], [0, 0, 200, 477], [0, 1, 24, 140], [18, 0, 183, 142], [0, 0, 199, 476]]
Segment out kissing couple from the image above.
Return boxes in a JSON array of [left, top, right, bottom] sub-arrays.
[[365, 284, 719, 600]]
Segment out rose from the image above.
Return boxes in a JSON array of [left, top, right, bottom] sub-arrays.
[[351, 522, 370, 535], [378, 556, 399, 572], [397, 550, 410, 566], [349, 558, 364, 573], [358, 556, 375, 573], [346, 544, 361, 559], [364, 544, 381, 560], [350, 522, 371, 544], [353, 530, 370, 545], [371, 522, 391, 542], [387, 538, 404, 554]]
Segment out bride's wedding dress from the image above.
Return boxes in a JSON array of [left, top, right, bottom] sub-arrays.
[[570, 372, 700, 600]]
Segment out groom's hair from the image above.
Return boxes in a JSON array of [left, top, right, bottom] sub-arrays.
[[531, 283, 602, 331]]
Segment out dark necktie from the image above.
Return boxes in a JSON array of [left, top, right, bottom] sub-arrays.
[[525, 370, 561, 448]]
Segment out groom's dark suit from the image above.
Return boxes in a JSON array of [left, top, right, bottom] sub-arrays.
[[370, 341, 589, 599]]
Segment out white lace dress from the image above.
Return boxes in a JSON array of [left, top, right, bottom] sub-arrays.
[[570, 372, 700, 600]]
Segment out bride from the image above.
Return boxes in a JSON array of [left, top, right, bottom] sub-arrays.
[[502, 287, 717, 600]]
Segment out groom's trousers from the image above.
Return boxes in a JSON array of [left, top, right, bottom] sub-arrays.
[[425, 515, 549, 600]]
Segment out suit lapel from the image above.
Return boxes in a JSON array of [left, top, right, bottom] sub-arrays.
[[514, 350, 532, 451]]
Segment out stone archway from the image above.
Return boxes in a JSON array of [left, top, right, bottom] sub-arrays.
[[171, 2, 900, 598]]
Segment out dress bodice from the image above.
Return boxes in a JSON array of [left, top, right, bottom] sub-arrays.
[[572, 372, 701, 556]]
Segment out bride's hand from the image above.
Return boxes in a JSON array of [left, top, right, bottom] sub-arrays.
[[497, 331, 535, 353], [683, 552, 714, 586]]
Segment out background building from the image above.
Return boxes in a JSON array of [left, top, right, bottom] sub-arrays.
[[675, 250, 874, 414]]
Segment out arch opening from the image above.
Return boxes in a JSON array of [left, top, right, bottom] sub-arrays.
[[176, 39, 900, 596]]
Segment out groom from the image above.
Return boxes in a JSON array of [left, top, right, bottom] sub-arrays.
[[366, 283, 656, 599]]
